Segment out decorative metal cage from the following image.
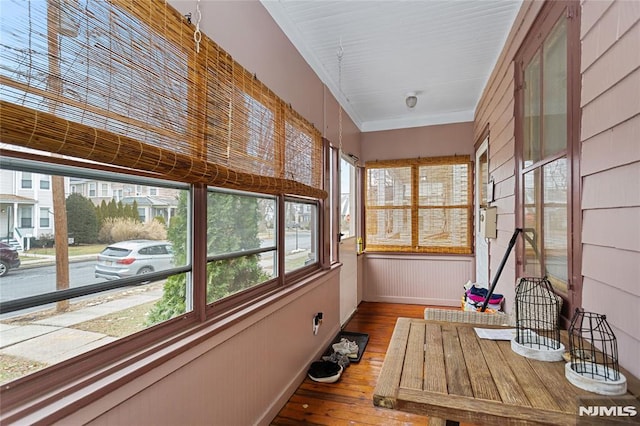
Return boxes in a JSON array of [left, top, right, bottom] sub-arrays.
[[514, 277, 562, 351], [568, 308, 620, 381]]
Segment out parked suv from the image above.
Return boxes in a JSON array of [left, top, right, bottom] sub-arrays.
[[95, 240, 174, 280], [0, 241, 21, 277]]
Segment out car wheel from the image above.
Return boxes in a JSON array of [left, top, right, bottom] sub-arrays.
[[0, 261, 8, 277], [137, 266, 153, 275]]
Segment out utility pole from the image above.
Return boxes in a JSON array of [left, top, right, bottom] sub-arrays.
[[48, 0, 70, 311]]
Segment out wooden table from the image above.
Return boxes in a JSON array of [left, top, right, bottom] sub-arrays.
[[373, 317, 639, 426]]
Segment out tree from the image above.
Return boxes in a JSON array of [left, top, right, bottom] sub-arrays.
[[95, 200, 107, 225], [107, 199, 118, 219], [131, 200, 140, 221], [147, 192, 188, 322], [66, 193, 99, 244], [147, 191, 268, 324]]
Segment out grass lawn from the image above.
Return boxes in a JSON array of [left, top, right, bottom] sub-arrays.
[[25, 244, 106, 256], [72, 300, 158, 338]]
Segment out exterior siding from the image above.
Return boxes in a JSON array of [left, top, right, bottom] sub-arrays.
[[580, 0, 640, 378], [475, 0, 640, 377], [473, 0, 545, 314]]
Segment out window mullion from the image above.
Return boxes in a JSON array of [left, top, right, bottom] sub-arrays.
[[411, 164, 419, 250], [277, 195, 286, 286], [192, 183, 208, 322]]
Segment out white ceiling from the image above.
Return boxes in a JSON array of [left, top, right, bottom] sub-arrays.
[[261, 0, 523, 132]]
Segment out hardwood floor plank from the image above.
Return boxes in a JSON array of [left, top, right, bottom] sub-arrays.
[[271, 302, 436, 425]]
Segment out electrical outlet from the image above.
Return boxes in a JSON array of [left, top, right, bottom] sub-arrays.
[[312, 312, 323, 335]]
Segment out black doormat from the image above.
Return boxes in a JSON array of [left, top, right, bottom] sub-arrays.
[[323, 331, 369, 363]]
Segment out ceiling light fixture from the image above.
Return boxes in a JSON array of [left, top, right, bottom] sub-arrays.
[[405, 92, 418, 108]]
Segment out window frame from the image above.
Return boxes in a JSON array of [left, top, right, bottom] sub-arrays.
[[39, 175, 50, 190], [203, 187, 280, 313], [39, 207, 50, 228], [514, 0, 582, 321], [0, 150, 327, 408], [20, 172, 32, 189], [283, 196, 320, 276], [365, 156, 473, 254]]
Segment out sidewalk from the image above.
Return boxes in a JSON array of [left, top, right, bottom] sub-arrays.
[[0, 288, 161, 365], [1, 253, 162, 380]]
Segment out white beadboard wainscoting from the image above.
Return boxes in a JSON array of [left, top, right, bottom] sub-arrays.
[[363, 253, 474, 306]]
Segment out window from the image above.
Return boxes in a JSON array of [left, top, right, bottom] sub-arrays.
[[284, 198, 318, 272], [19, 206, 32, 228], [40, 175, 50, 190], [205, 189, 277, 305], [365, 156, 473, 254], [88, 182, 96, 197], [340, 157, 356, 240], [515, 1, 580, 313], [1, 159, 191, 383], [21, 172, 32, 189], [101, 183, 109, 197], [150, 187, 157, 196], [39, 207, 50, 228]]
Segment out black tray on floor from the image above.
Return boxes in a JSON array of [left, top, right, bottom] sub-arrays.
[[323, 331, 369, 363]]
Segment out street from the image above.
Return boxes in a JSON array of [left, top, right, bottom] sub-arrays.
[[0, 260, 100, 303], [262, 230, 312, 251]]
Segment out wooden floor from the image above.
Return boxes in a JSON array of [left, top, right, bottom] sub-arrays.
[[271, 302, 441, 425]]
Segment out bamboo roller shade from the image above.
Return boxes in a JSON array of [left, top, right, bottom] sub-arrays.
[[0, 0, 326, 199], [365, 156, 473, 254]]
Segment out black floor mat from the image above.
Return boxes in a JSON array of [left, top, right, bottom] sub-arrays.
[[323, 331, 369, 363]]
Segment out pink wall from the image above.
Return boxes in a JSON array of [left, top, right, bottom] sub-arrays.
[[60, 271, 341, 425], [579, 0, 640, 379], [323, 90, 361, 156], [361, 121, 473, 162]]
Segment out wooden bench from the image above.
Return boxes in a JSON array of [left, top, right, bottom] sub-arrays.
[[424, 307, 512, 326]]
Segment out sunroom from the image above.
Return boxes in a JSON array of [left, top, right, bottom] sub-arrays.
[[0, 0, 638, 424]]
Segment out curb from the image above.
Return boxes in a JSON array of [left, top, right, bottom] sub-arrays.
[[18, 256, 96, 270]]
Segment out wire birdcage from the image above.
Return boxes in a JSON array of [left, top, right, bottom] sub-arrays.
[[567, 309, 620, 373], [511, 277, 564, 361], [566, 309, 627, 395]]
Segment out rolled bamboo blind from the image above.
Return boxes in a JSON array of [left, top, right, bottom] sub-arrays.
[[0, 0, 325, 199], [365, 156, 473, 254]]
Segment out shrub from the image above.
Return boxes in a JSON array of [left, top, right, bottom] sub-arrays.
[[153, 216, 166, 226], [98, 217, 167, 244]]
